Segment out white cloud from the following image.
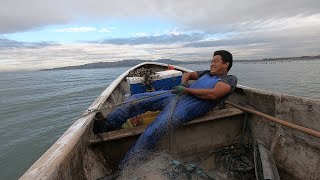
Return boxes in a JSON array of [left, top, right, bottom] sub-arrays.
[[98, 28, 111, 33], [1, 0, 319, 34], [1, 36, 319, 72], [97, 27, 117, 33], [1, 0, 320, 71], [53, 27, 96, 33], [0, 43, 210, 71], [52, 26, 115, 33], [129, 32, 148, 37], [164, 28, 184, 36]]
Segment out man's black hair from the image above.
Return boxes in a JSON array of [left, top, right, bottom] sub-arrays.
[[214, 50, 233, 71]]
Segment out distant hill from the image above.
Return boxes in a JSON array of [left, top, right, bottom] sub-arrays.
[[43, 55, 320, 71], [43, 59, 207, 71], [261, 55, 320, 61]]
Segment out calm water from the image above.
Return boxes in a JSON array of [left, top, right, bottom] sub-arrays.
[[0, 60, 319, 179]]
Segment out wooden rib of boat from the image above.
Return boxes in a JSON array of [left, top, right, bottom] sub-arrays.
[[20, 62, 320, 180]]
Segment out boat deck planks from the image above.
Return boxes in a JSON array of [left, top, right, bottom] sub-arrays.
[[90, 107, 244, 144]]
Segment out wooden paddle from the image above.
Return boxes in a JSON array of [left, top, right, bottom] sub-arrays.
[[225, 101, 320, 138]]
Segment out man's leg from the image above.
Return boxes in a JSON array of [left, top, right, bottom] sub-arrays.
[[106, 90, 173, 130], [122, 96, 180, 162], [122, 95, 216, 162], [170, 96, 216, 126]]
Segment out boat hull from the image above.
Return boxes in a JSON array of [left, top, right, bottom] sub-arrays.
[[20, 63, 320, 180]]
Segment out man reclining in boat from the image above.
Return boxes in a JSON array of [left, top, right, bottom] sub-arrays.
[[102, 50, 237, 163]]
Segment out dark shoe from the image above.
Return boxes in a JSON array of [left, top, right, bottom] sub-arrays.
[[95, 112, 106, 120], [93, 120, 114, 133]]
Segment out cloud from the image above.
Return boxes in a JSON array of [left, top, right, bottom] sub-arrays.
[[98, 27, 116, 33], [129, 32, 148, 37], [96, 33, 205, 45], [184, 13, 320, 56], [1, 0, 320, 71], [1, 35, 319, 72], [53, 27, 97, 33], [0, 41, 212, 71], [0, 37, 58, 48], [98, 28, 111, 33], [1, 0, 319, 34], [52, 26, 115, 33]]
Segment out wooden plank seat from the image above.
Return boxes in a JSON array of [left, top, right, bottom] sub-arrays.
[[90, 107, 244, 144]]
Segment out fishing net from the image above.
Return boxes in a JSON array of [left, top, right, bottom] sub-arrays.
[[119, 67, 163, 129], [212, 144, 255, 180], [113, 113, 257, 180], [100, 67, 261, 179], [121, 96, 203, 180], [116, 151, 216, 180], [108, 143, 256, 180], [127, 67, 159, 92], [114, 109, 257, 179]]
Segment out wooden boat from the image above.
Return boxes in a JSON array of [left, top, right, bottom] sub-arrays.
[[20, 62, 320, 180]]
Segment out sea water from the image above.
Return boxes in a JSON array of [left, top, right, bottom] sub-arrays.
[[0, 60, 319, 179]]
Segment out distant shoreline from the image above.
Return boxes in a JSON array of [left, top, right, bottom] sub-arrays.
[[42, 55, 320, 71]]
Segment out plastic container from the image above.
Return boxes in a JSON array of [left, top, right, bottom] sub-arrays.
[[121, 111, 161, 128], [141, 111, 161, 125], [127, 70, 183, 95]]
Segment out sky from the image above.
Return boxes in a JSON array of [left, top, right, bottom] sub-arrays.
[[1, 0, 320, 72]]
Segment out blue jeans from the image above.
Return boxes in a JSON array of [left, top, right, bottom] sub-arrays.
[[106, 90, 218, 162]]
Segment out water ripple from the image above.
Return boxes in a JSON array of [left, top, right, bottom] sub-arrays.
[[0, 62, 319, 179]]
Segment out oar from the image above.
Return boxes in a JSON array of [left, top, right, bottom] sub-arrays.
[[225, 101, 320, 138]]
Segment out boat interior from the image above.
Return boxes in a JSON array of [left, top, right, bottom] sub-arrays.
[[89, 64, 279, 179]]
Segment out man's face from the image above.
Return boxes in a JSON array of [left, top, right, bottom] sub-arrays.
[[210, 55, 229, 75]]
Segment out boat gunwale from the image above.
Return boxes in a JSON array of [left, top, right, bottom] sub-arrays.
[[237, 84, 320, 103], [20, 62, 192, 179]]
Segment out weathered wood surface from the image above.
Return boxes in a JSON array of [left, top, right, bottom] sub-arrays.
[[90, 108, 244, 144], [226, 101, 320, 138], [228, 85, 320, 180], [20, 62, 179, 180]]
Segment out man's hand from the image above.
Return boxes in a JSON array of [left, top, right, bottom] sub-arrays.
[[172, 85, 186, 95], [179, 82, 187, 87]]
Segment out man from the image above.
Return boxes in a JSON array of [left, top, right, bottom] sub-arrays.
[[104, 50, 237, 163]]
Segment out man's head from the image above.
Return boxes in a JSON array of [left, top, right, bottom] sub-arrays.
[[210, 50, 233, 75]]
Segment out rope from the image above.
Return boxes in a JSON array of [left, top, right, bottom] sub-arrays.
[[84, 64, 183, 118], [212, 143, 255, 179], [82, 90, 174, 117], [166, 95, 180, 153], [211, 114, 256, 179]]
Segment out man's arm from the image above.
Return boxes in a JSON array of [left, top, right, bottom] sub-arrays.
[[181, 72, 199, 84], [185, 82, 232, 100]]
